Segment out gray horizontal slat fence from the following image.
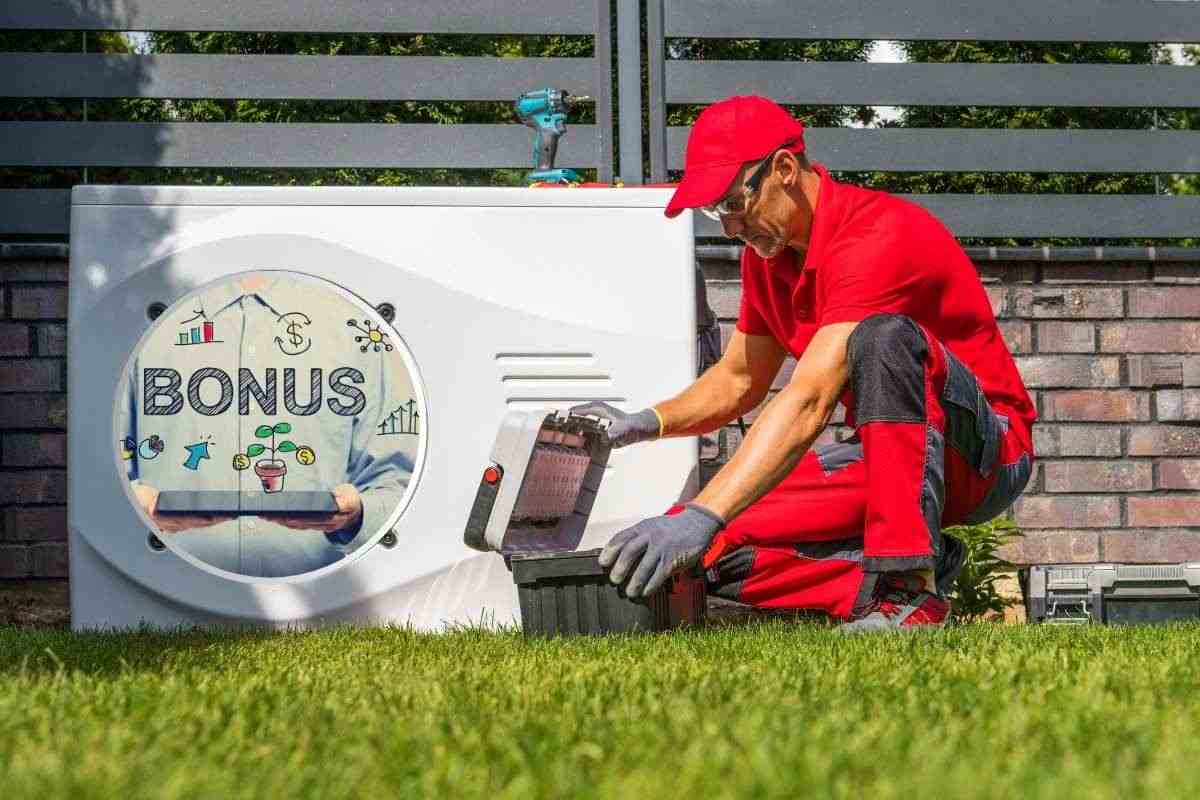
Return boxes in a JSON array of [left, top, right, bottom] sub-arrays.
[[693, 195, 1200, 240], [648, 0, 1200, 244], [666, 129, 1200, 174], [668, 62, 1200, 108], [0, 0, 597, 35], [663, 0, 1200, 42], [0, 0, 614, 236], [4, 122, 600, 168], [0, 54, 601, 100], [0, 191, 70, 236]]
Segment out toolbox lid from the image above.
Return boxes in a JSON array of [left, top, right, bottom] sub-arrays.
[[464, 409, 613, 556], [510, 548, 607, 582]]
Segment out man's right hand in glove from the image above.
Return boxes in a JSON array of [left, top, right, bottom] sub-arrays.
[[569, 401, 662, 448]]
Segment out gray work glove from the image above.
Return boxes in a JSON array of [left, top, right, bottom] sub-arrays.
[[569, 401, 660, 448], [600, 503, 726, 597]]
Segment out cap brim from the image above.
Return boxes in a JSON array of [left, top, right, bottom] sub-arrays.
[[663, 161, 743, 219]]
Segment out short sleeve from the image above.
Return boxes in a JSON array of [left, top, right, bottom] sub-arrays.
[[734, 249, 774, 337]]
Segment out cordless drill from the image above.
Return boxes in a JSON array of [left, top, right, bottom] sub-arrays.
[[514, 88, 590, 184]]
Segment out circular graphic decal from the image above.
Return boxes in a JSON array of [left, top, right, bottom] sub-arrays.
[[114, 271, 425, 579]]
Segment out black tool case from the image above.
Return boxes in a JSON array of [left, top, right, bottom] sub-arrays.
[[510, 548, 706, 635], [1025, 563, 1200, 624]]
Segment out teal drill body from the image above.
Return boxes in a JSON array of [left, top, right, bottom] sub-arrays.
[[514, 88, 589, 184]]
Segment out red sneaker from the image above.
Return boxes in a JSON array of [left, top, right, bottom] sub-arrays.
[[837, 572, 950, 634]]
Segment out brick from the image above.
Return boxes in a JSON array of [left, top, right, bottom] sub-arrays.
[[1043, 460, 1152, 493], [35, 324, 66, 356], [1012, 287, 1123, 319], [0, 545, 31, 578], [0, 323, 30, 356], [9, 286, 67, 320], [1100, 322, 1200, 354], [1128, 287, 1200, 318], [1100, 530, 1200, 563], [1, 433, 66, 467], [1012, 495, 1121, 528], [697, 257, 740, 282], [1158, 459, 1200, 491], [977, 262, 1036, 284], [1128, 425, 1200, 457], [0, 244, 67, 260], [1153, 263, 1200, 285], [1187, 358, 1200, 387], [705, 281, 741, 319], [1033, 424, 1122, 457], [1015, 356, 1120, 388], [998, 531, 1101, 566], [0, 394, 67, 428], [998, 321, 1031, 354], [0, 360, 60, 392], [1041, 390, 1150, 422], [0, 260, 68, 282], [985, 286, 1007, 318], [1028, 459, 1044, 493], [1127, 496, 1200, 528], [1127, 355, 1184, 388], [2, 506, 67, 542], [1043, 262, 1150, 284], [1036, 322, 1094, 353], [29, 542, 67, 578], [0, 470, 67, 504], [1154, 389, 1200, 422]]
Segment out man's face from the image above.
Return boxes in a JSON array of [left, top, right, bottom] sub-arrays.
[[709, 151, 799, 260]]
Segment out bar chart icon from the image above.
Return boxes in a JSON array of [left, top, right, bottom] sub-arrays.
[[175, 318, 221, 346]]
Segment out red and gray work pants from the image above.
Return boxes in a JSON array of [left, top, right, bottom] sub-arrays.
[[694, 313, 1033, 619]]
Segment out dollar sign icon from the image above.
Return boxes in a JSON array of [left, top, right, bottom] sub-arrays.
[[274, 311, 312, 356]]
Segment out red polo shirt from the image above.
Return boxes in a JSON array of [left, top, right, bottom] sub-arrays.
[[737, 162, 1036, 451]]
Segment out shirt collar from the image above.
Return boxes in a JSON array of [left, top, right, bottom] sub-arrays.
[[799, 161, 839, 273], [202, 272, 288, 319]]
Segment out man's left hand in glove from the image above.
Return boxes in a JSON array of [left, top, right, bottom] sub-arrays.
[[599, 503, 726, 597]]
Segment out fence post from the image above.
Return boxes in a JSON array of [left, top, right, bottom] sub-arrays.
[[594, 0, 615, 182], [646, 0, 668, 183], [616, 0, 643, 183]]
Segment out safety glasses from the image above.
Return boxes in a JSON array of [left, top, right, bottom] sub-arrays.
[[699, 139, 799, 221]]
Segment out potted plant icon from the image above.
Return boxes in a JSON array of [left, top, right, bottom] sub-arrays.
[[244, 422, 301, 493]]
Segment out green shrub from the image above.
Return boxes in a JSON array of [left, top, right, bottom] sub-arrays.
[[943, 516, 1023, 622]]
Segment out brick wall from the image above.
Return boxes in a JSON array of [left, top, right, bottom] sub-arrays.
[[699, 255, 1200, 567], [0, 244, 69, 579], [0, 246, 1197, 579]]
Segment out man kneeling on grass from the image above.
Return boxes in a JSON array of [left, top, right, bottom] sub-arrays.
[[573, 95, 1035, 632]]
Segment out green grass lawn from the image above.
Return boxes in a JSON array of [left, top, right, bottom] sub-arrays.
[[2, 622, 1199, 800]]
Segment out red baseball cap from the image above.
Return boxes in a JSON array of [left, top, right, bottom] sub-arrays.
[[664, 95, 806, 219]]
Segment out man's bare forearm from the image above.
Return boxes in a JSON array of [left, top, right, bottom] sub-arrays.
[[692, 382, 835, 521], [654, 362, 760, 438]]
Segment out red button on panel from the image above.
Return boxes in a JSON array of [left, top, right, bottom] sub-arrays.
[[483, 465, 502, 485]]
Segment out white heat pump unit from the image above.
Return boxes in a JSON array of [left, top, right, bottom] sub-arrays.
[[67, 186, 698, 631]]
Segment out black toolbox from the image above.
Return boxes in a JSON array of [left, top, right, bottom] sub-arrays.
[[510, 548, 706, 636]]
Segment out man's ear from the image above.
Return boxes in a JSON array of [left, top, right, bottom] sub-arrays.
[[775, 150, 801, 188]]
